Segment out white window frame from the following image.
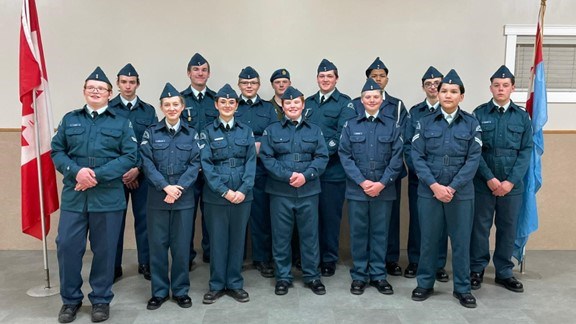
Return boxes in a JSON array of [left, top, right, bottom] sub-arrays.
[[504, 24, 576, 103]]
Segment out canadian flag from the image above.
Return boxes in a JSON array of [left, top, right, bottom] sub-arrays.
[[19, 0, 59, 240]]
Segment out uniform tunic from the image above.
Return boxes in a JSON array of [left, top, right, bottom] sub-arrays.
[[260, 119, 329, 283], [470, 100, 533, 279], [411, 107, 482, 293], [51, 107, 137, 305], [201, 119, 257, 291], [140, 120, 200, 298], [339, 112, 404, 281]]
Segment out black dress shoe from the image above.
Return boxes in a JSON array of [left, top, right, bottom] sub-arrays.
[[228, 289, 250, 302], [147, 296, 168, 310], [113, 267, 123, 282], [370, 279, 394, 295], [320, 262, 336, 277], [305, 279, 326, 295], [173, 295, 192, 308], [91, 303, 109, 323], [404, 263, 418, 278], [350, 280, 367, 295], [138, 264, 151, 281], [453, 292, 477, 308], [436, 268, 449, 282], [470, 271, 484, 290], [253, 261, 275, 278], [411, 287, 434, 301], [495, 276, 524, 293], [202, 290, 225, 304], [386, 262, 402, 276], [58, 303, 82, 323], [275, 280, 292, 296]]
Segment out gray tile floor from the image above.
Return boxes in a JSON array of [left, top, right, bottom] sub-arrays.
[[1, 250, 575, 323]]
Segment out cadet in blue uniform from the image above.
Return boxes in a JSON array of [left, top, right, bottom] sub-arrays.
[[339, 79, 404, 295], [108, 63, 157, 282], [410, 70, 482, 308], [304, 59, 357, 277], [201, 84, 257, 304], [260, 86, 329, 296], [235, 66, 277, 278], [141, 83, 200, 311], [403, 66, 449, 280], [180, 53, 216, 266], [352, 57, 408, 276], [269, 68, 291, 120], [51, 67, 137, 323], [470, 65, 533, 293]]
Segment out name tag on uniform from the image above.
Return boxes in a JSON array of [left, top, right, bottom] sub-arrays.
[[68, 123, 81, 127], [155, 139, 166, 143], [481, 121, 492, 124], [214, 137, 224, 141], [353, 132, 363, 135]]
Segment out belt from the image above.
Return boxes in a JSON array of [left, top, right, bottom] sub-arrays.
[[214, 158, 245, 167], [277, 153, 312, 162], [360, 160, 389, 170], [73, 156, 115, 168], [484, 148, 518, 157], [428, 155, 465, 166]]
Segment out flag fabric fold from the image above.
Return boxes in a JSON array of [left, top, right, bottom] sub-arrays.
[[19, 0, 59, 240], [513, 1, 548, 262]]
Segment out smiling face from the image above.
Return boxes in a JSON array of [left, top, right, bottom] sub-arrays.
[[187, 63, 210, 90], [438, 83, 464, 114], [83, 80, 112, 109], [117, 75, 139, 101], [317, 71, 338, 93], [490, 78, 515, 106], [282, 96, 305, 120], [161, 96, 185, 125], [361, 90, 383, 115], [214, 97, 239, 122]]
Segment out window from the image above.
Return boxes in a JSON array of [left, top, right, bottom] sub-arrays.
[[504, 25, 576, 103]]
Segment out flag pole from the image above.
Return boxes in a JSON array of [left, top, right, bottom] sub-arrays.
[[26, 89, 59, 297]]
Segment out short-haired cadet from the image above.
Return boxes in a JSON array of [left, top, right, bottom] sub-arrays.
[[353, 57, 408, 276], [269, 68, 292, 120], [410, 70, 482, 308], [141, 83, 201, 310], [200, 84, 257, 304], [260, 86, 329, 296], [108, 63, 157, 282], [180, 53, 216, 266], [470, 65, 533, 293], [304, 59, 357, 277], [403, 66, 449, 281], [339, 79, 404, 295], [51, 67, 137, 323], [235, 66, 278, 278]]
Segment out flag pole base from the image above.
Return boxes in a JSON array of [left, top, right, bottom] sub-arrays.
[[27, 285, 60, 297]]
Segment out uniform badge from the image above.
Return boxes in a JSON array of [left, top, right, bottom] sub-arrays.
[[481, 121, 492, 124], [475, 137, 483, 147], [347, 102, 355, 110], [262, 129, 267, 136], [215, 137, 224, 141], [155, 139, 166, 143], [131, 136, 137, 143], [128, 121, 133, 128], [250, 131, 254, 138], [343, 121, 348, 128], [475, 125, 482, 132], [399, 135, 404, 143], [200, 132, 207, 140], [69, 123, 81, 127], [412, 134, 420, 142], [353, 132, 362, 135], [143, 131, 150, 139], [194, 133, 199, 140], [197, 142, 205, 149], [141, 140, 148, 145], [416, 121, 421, 130], [328, 140, 336, 147]]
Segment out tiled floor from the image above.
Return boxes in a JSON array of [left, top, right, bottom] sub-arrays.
[[1, 250, 574, 323]]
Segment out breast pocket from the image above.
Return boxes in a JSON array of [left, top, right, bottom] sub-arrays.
[[301, 136, 318, 154], [322, 109, 340, 131], [134, 118, 152, 136], [349, 135, 366, 155], [64, 127, 85, 147], [271, 136, 291, 154], [100, 128, 122, 149], [210, 140, 229, 160], [151, 142, 170, 163], [377, 135, 393, 160], [453, 132, 472, 155], [423, 129, 443, 152], [234, 138, 250, 158], [480, 123, 495, 144], [176, 143, 194, 163], [507, 124, 524, 149]]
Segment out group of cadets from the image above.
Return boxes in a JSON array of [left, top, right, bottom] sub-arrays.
[[51, 54, 533, 323]]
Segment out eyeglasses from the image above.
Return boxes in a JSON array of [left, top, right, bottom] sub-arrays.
[[85, 86, 111, 93], [239, 81, 260, 86], [423, 81, 440, 88]]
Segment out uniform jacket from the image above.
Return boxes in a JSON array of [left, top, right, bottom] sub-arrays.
[[51, 107, 137, 212], [404, 99, 435, 173], [180, 86, 218, 132], [339, 113, 404, 201], [260, 119, 329, 197], [304, 88, 356, 182], [140, 120, 201, 210], [473, 100, 533, 195], [411, 107, 482, 200], [200, 120, 257, 205]]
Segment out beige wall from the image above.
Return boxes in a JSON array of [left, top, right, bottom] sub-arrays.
[[1, 131, 574, 251], [1, 0, 575, 130]]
